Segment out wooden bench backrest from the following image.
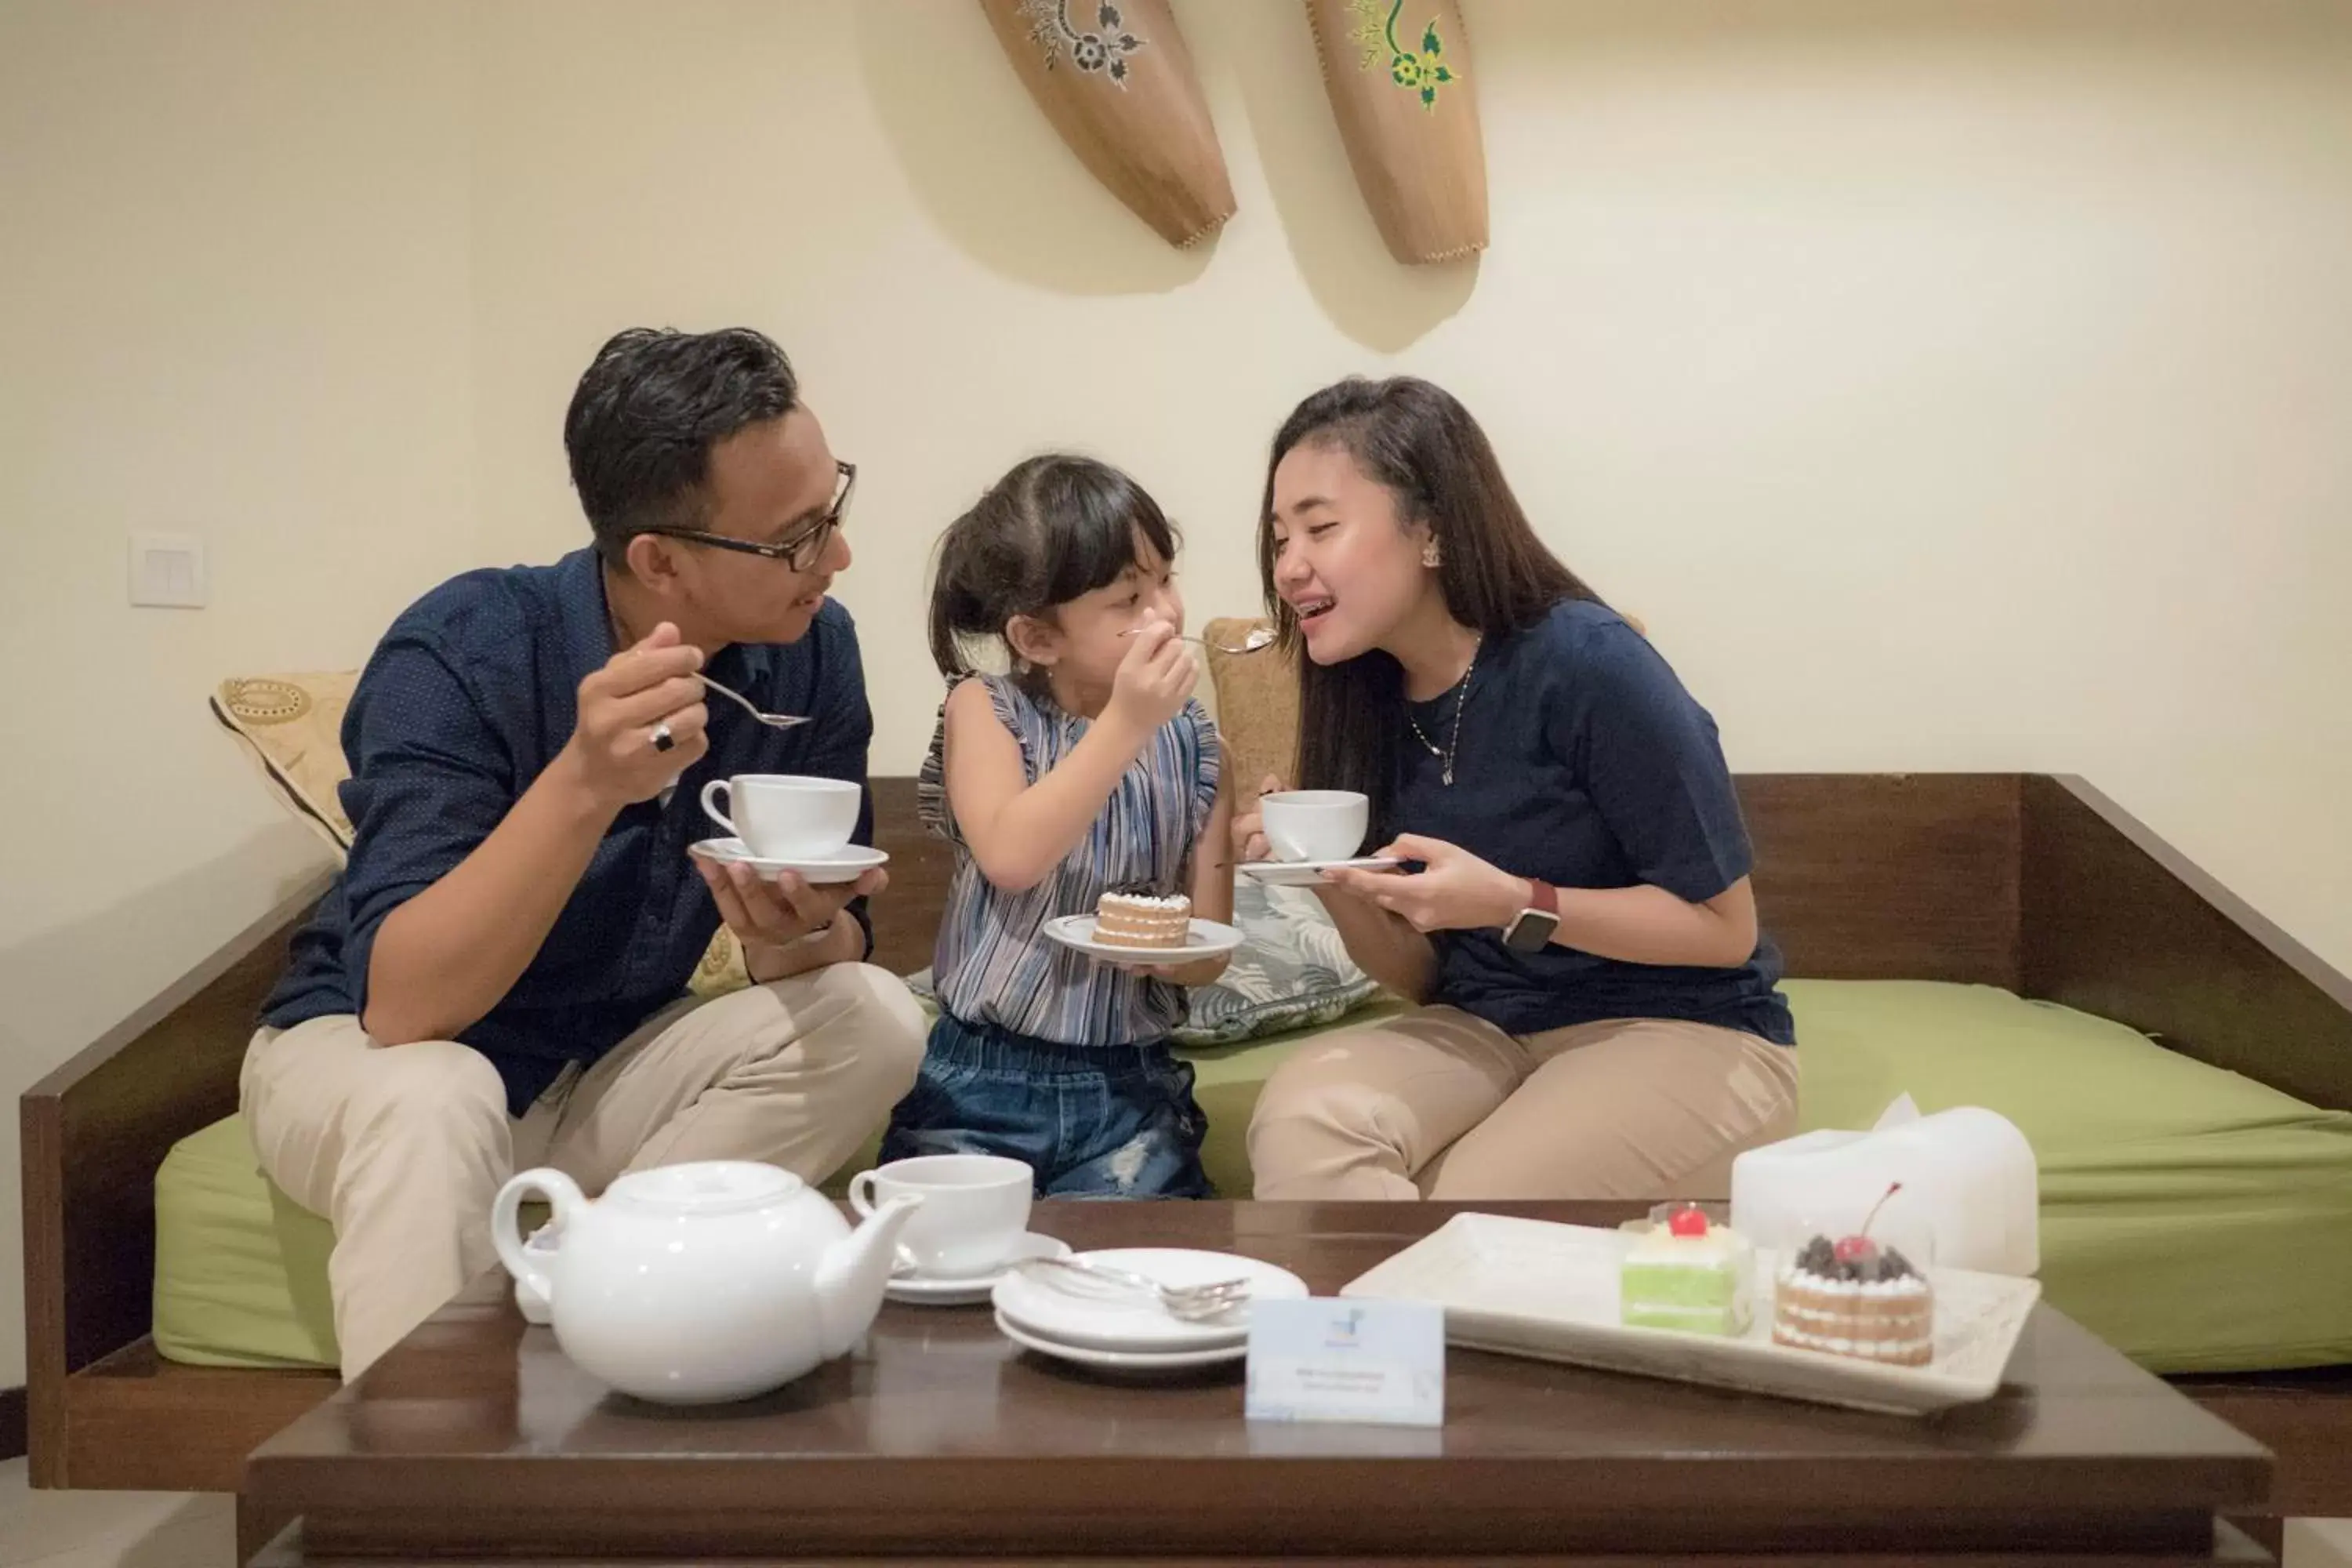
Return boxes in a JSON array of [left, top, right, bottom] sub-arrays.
[[872, 772, 2027, 987]]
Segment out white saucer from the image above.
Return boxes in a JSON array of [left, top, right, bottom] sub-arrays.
[[991, 1247, 1308, 1352], [1042, 915, 1244, 967], [689, 837, 890, 886], [994, 1311, 1246, 1372], [1239, 857, 1400, 887], [884, 1232, 1071, 1306]]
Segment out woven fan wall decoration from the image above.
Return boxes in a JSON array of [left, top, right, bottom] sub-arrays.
[[1305, 0, 1488, 263], [977, 0, 1236, 249], [975, 0, 1488, 263]]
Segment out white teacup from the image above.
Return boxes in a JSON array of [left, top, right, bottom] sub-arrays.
[[1259, 789, 1370, 863], [848, 1153, 1033, 1279], [699, 774, 860, 861]]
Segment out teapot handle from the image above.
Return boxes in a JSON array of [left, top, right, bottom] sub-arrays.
[[493, 1167, 586, 1312]]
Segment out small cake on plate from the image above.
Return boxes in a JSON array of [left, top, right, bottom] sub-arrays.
[[1620, 1204, 1754, 1336], [1771, 1183, 1936, 1367], [1093, 892, 1192, 949]]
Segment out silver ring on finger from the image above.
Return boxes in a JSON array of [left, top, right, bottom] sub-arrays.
[[650, 720, 676, 753]]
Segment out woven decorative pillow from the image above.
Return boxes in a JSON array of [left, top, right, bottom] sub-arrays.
[[210, 673, 360, 853], [1172, 878, 1379, 1044], [1201, 618, 1296, 805], [209, 671, 747, 997]]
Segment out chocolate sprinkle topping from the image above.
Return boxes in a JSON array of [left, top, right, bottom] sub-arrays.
[[1793, 1236, 1921, 1284]]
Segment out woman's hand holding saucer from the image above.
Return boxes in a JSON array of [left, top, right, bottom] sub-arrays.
[[1323, 834, 1529, 935]]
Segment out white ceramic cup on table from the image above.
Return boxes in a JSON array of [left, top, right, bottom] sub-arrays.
[[699, 774, 860, 860], [1259, 789, 1370, 863], [848, 1153, 1033, 1278]]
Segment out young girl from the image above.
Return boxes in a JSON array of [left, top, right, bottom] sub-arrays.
[[882, 454, 1235, 1199]]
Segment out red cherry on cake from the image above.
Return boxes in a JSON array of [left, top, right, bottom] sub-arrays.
[[1667, 1207, 1709, 1238], [1830, 1181, 1904, 1265]]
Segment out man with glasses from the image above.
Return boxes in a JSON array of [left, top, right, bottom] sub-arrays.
[[243, 327, 925, 1378]]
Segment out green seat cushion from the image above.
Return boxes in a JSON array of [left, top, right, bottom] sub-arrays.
[[152, 1113, 337, 1368], [1785, 979, 2352, 1373], [151, 985, 2352, 1375], [153, 1002, 1400, 1370]]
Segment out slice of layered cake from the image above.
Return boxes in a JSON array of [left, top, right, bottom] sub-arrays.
[[1771, 1240, 1935, 1367], [1769, 1183, 1936, 1367], [1092, 891, 1192, 949], [1619, 1205, 1755, 1336]]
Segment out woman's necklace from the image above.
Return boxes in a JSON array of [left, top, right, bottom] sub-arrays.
[[1405, 634, 1482, 786]]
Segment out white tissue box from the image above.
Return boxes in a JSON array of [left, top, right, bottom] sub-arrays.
[[1730, 1102, 2039, 1279]]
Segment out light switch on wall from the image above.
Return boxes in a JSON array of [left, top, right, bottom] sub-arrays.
[[129, 532, 208, 608]]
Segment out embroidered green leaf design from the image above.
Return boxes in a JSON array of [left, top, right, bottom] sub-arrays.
[[1348, 0, 1454, 106], [1347, 0, 1392, 71]]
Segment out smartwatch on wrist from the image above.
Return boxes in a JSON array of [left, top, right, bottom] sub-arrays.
[[1503, 879, 1561, 955]]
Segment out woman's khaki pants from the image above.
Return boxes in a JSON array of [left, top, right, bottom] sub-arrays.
[[1247, 1007, 1798, 1200]]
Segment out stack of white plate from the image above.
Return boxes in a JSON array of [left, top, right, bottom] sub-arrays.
[[989, 1248, 1310, 1371]]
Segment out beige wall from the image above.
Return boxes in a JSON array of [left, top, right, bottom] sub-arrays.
[[0, 1, 480, 1387], [2, 0, 2348, 1388]]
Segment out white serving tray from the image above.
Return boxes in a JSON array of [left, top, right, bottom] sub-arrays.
[[1340, 1212, 2041, 1417]]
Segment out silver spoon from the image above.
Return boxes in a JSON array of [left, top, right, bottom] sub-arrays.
[[1119, 625, 1277, 655], [694, 673, 811, 730], [1013, 1254, 1254, 1322]]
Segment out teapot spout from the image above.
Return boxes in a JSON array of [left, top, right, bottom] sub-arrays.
[[813, 1192, 920, 1358]]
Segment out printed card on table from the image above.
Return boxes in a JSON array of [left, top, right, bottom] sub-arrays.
[[1244, 1298, 1445, 1428]]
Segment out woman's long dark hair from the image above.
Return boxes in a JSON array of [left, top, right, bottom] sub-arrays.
[[929, 453, 1179, 698], [1258, 377, 1602, 829]]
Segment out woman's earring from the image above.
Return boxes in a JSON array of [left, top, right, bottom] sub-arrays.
[[1421, 542, 1443, 569]]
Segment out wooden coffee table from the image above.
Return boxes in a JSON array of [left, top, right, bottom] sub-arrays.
[[241, 1201, 2273, 1566]]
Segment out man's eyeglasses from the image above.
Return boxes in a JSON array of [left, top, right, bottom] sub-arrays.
[[642, 460, 856, 572]]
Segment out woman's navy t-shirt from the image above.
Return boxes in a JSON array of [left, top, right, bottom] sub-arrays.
[[1389, 600, 1795, 1047]]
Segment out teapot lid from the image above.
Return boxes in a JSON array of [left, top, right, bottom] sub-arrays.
[[604, 1160, 805, 1215]]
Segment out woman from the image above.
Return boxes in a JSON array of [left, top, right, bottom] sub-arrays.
[[1237, 376, 1798, 1200]]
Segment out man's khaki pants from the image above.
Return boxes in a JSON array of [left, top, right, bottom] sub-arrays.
[[241, 963, 925, 1379]]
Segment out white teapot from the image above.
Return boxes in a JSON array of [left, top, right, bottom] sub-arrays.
[[492, 1159, 920, 1404]]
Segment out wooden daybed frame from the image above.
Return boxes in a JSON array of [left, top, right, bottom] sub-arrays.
[[21, 773, 2352, 1542]]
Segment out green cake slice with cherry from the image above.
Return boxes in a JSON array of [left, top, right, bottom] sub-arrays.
[[1618, 1203, 1755, 1336]]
